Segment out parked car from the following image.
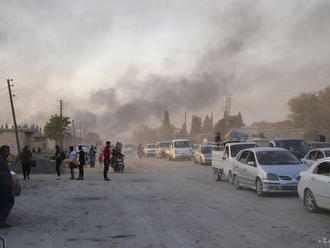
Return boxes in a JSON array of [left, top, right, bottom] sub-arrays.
[[144, 144, 156, 157], [75, 144, 89, 153], [156, 141, 171, 159], [11, 171, 21, 196], [302, 148, 330, 167], [252, 138, 270, 147], [269, 139, 309, 159], [194, 145, 219, 166], [308, 142, 330, 149], [232, 147, 308, 196], [212, 142, 258, 183], [167, 139, 192, 160], [298, 159, 330, 212]]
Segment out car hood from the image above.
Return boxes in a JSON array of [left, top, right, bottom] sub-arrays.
[[260, 164, 308, 177]]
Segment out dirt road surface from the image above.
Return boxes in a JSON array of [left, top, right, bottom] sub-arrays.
[[1, 157, 330, 248]]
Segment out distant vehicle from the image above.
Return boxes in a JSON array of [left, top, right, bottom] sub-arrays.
[[298, 159, 330, 212], [232, 147, 308, 196], [124, 144, 134, 154], [308, 142, 330, 149], [144, 144, 156, 157], [303, 148, 330, 167], [212, 142, 258, 183], [156, 141, 171, 159], [194, 145, 219, 166], [269, 139, 309, 159], [167, 139, 192, 161], [75, 144, 89, 154]]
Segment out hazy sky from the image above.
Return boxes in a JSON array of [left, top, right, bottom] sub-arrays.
[[1, 0, 330, 139]]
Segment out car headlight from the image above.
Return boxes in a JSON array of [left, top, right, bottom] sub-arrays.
[[266, 173, 279, 181]]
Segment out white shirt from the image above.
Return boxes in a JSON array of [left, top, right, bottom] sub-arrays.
[[69, 151, 76, 162]]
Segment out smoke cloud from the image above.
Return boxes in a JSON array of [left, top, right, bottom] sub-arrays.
[[1, 0, 330, 140]]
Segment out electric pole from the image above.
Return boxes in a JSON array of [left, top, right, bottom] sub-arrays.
[[7, 79, 20, 154], [60, 99, 63, 117]]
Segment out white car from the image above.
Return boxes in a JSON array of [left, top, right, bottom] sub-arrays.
[[212, 142, 257, 183], [144, 144, 156, 157], [167, 139, 192, 160], [303, 148, 330, 167], [75, 144, 89, 153], [232, 147, 308, 196], [298, 158, 330, 212]]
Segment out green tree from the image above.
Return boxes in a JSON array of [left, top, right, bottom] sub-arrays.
[[44, 115, 71, 144]]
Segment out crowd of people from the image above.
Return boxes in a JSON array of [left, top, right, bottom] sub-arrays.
[[0, 141, 125, 229]]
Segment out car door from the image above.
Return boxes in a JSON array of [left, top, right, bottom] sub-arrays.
[[310, 161, 330, 208], [243, 151, 258, 188], [234, 150, 250, 185]]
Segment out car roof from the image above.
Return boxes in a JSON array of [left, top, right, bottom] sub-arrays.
[[243, 147, 288, 152], [309, 148, 330, 152], [272, 138, 304, 141], [172, 139, 190, 142], [226, 142, 257, 147]]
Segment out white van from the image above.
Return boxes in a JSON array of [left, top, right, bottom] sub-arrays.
[[167, 139, 192, 161]]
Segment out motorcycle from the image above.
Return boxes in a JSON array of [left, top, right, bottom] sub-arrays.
[[113, 155, 125, 173]]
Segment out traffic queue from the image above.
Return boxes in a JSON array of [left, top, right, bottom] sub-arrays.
[[132, 138, 330, 214]]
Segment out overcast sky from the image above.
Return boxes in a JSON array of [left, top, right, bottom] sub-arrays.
[[1, 0, 330, 139]]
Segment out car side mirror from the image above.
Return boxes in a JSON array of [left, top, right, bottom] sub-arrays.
[[248, 161, 255, 166]]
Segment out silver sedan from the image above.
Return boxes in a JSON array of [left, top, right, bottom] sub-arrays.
[[232, 147, 308, 196]]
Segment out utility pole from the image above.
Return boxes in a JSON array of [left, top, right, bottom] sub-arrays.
[[60, 99, 63, 117], [7, 79, 20, 154]]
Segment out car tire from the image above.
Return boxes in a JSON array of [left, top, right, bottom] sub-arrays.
[[214, 169, 221, 181], [256, 178, 265, 197], [228, 171, 233, 185], [304, 189, 319, 213], [233, 175, 240, 190]]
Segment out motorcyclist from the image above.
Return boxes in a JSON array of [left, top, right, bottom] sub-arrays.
[[112, 142, 124, 173]]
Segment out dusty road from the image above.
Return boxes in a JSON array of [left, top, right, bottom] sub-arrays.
[[1, 157, 330, 248]]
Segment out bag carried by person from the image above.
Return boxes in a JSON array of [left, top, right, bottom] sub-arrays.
[[72, 157, 79, 168]]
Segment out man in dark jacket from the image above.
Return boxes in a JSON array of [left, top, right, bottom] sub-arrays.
[[0, 145, 14, 228], [77, 145, 85, 180]]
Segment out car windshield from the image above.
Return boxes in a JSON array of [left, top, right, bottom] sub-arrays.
[[256, 151, 301, 165], [174, 141, 191, 148], [311, 143, 330, 149], [147, 145, 156, 148], [231, 144, 257, 157], [275, 140, 308, 152]]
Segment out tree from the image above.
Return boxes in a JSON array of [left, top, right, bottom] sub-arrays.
[[44, 115, 71, 144], [288, 86, 330, 140]]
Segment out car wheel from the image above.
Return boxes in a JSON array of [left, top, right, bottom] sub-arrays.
[[228, 171, 233, 185], [256, 178, 265, 197], [304, 189, 319, 213], [213, 169, 221, 181], [234, 175, 240, 189]]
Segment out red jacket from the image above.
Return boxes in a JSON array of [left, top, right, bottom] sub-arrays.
[[103, 146, 111, 162]]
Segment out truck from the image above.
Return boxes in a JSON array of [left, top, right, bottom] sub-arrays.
[[212, 141, 258, 183], [166, 139, 192, 161]]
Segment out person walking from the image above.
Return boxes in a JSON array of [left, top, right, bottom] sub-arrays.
[[77, 145, 85, 180], [103, 141, 111, 181], [0, 145, 14, 228], [88, 145, 96, 168], [52, 145, 65, 180], [20, 146, 32, 180], [68, 146, 77, 180]]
